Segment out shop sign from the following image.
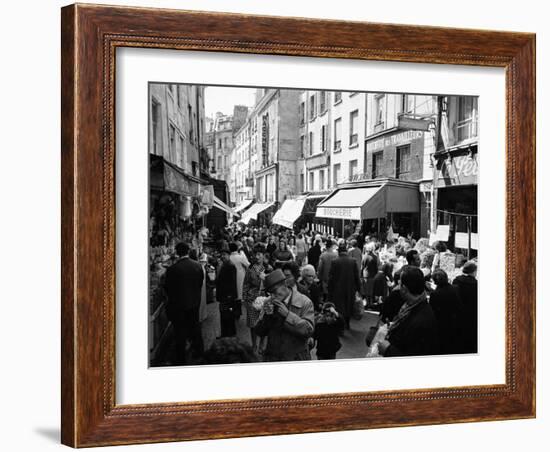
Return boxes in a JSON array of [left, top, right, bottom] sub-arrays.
[[316, 206, 361, 220], [398, 115, 432, 131], [438, 154, 478, 186], [164, 165, 190, 195], [200, 185, 214, 207], [367, 130, 424, 152]]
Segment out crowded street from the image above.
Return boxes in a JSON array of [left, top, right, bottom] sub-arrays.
[[148, 85, 479, 367]]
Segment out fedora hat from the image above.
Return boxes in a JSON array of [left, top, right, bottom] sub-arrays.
[[263, 269, 286, 293]]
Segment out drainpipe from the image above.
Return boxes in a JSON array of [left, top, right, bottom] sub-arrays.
[[431, 96, 444, 234]]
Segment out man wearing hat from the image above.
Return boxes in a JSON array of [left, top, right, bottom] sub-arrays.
[[254, 269, 315, 362]]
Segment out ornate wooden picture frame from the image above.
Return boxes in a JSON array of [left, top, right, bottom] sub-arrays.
[[61, 3, 535, 447]]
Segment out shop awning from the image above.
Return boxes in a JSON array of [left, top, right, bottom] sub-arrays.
[[235, 199, 254, 213], [273, 197, 307, 229], [239, 202, 274, 224], [316, 181, 419, 220], [213, 195, 235, 216]]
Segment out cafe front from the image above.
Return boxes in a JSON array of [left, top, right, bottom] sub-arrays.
[[434, 145, 478, 256]]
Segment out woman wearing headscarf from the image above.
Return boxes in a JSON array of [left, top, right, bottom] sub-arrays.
[[272, 239, 294, 269], [242, 243, 267, 352]]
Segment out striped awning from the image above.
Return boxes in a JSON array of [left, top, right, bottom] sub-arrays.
[[239, 202, 274, 224], [273, 197, 307, 229]]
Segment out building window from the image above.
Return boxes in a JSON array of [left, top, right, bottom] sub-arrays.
[[334, 118, 342, 151], [299, 102, 305, 125], [169, 124, 176, 162], [309, 94, 316, 121], [319, 170, 325, 190], [217, 156, 222, 171], [372, 152, 383, 178], [218, 138, 222, 149], [176, 85, 182, 108], [309, 172, 314, 191], [309, 131, 314, 156], [375, 94, 385, 125], [188, 105, 194, 143], [319, 91, 326, 114], [333, 163, 341, 186], [349, 160, 358, 180], [396, 145, 410, 179], [192, 161, 198, 176], [179, 135, 185, 170], [349, 110, 359, 146], [457, 96, 479, 142], [334, 92, 342, 104], [320, 125, 327, 152], [300, 135, 305, 158], [402, 94, 415, 114], [300, 173, 305, 193], [151, 99, 161, 155]]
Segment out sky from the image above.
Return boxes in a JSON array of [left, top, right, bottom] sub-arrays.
[[204, 86, 256, 119]]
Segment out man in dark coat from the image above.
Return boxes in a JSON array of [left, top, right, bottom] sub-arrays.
[[378, 266, 438, 357], [430, 269, 464, 355], [164, 242, 205, 365], [452, 261, 478, 353], [328, 241, 361, 329], [216, 248, 239, 337], [307, 239, 322, 271]]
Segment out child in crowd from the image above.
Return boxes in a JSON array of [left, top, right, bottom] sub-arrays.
[[313, 302, 345, 360]]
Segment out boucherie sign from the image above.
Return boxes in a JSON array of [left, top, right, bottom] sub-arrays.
[[438, 154, 478, 186]]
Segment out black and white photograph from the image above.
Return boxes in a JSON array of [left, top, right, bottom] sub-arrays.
[[148, 84, 479, 367]]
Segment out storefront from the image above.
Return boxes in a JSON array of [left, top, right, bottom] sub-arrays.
[[434, 146, 478, 256], [149, 154, 202, 246], [315, 178, 420, 238]]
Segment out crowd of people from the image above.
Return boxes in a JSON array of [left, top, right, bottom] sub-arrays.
[[156, 222, 478, 365]]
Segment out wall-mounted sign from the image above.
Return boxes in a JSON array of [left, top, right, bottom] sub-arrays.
[[438, 154, 478, 186], [367, 130, 424, 152], [316, 206, 361, 220], [200, 185, 214, 207]]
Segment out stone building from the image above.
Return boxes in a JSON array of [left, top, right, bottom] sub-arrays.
[[252, 89, 301, 204], [432, 95, 479, 254], [149, 83, 205, 176], [363, 93, 438, 236]]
